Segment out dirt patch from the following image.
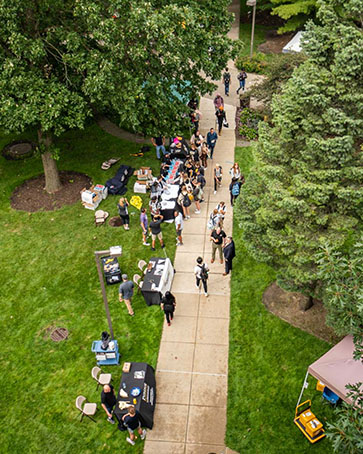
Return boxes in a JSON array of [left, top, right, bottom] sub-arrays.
[[109, 216, 123, 227], [258, 31, 294, 54], [11, 171, 92, 212], [263, 282, 340, 343]]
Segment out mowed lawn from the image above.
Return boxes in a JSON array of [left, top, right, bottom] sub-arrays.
[[0, 123, 177, 454], [226, 146, 334, 454]]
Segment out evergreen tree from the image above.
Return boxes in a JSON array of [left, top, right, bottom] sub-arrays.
[[270, 0, 318, 34], [0, 0, 234, 192], [317, 238, 363, 359], [237, 0, 363, 301]]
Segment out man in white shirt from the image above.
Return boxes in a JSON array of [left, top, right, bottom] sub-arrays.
[[194, 257, 209, 296], [174, 210, 184, 246]]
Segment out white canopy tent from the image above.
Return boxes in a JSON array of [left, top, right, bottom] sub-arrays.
[[282, 31, 304, 54], [297, 335, 363, 406]]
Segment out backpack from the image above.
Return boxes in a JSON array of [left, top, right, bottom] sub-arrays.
[[223, 72, 231, 84], [199, 264, 209, 280], [207, 213, 218, 230], [183, 193, 191, 207], [231, 182, 240, 196], [163, 302, 174, 312]]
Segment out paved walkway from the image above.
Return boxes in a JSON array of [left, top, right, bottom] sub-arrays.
[[144, 2, 241, 454]]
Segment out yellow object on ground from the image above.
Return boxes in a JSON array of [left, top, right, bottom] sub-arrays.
[[316, 380, 325, 392], [294, 400, 325, 444], [130, 195, 143, 210]]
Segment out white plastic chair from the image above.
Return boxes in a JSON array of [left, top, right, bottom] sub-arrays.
[[91, 366, 112, 390], [138, 260, 147, 272], [75, 395, 97, 422]]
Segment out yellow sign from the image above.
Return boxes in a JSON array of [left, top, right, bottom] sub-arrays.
[[130, 195, 143, 210]]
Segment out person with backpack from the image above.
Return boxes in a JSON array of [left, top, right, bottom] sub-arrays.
[[161, 291, 177, 326], [236, 69, 247, 94], [177, 187, 191, 219], [213, 93, 224, 110], [214, 163, 223, 194], [215, 106, 226, 136], [223, 68, 231, 96], [207, 208, 221, 230], [194, 257, 209, 296], [192, 180, 203, 214], [229, 178, 242, 206]]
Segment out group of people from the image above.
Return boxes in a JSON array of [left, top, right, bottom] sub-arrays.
[[222, 67, 248, 96]]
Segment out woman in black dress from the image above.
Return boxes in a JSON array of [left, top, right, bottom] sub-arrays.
[[161, 291, 176, 326]]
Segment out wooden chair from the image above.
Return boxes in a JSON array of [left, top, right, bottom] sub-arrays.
[[91, 366, 112, 390], [75, 396, 97, 422]]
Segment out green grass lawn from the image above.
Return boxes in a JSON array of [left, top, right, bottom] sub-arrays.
[[0, 123, 177, 453], [226, 146, 334, 454]]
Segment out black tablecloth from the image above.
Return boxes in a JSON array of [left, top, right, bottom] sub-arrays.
[[141, 257, 165, 305], [113, 362, 156, 429]]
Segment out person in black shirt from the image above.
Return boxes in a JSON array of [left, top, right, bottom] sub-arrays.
[[161, 291, 177, 326], [101, 384, 116, 424], [122, 406, 146, 445], [210, 227, 226, 264], [149, 214, 165, 251], [151, 136, 166, 159]]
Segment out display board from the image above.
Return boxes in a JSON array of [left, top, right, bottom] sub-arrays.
[[101, 256, 122, 285]]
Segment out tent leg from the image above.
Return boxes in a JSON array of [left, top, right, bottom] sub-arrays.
[[296, 371, 309, 408]]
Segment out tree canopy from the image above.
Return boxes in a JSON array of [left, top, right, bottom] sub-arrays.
[[237, 0, 363, 297], [0, 0, 235, 191]]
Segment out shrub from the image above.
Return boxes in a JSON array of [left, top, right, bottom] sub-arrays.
[[236, 53, 268, 74], [238, 108, 263, 140]]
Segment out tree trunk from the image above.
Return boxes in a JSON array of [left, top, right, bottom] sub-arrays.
[[38, 130, 62, 193]]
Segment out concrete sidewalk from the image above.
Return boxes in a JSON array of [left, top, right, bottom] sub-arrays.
[[144, 2, 240, 453]]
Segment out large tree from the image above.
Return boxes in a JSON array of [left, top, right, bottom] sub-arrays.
[[0, 0, 235, 193], [237, 0, 363, 301]]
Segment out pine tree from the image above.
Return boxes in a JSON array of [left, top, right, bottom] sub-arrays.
[[237, 0, 363, 300]]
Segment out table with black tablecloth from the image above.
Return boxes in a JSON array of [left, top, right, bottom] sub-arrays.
[[141, 257, 174, 306], [113, 362, 156, 429]]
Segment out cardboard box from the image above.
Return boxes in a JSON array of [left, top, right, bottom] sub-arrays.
[[134, 182, 147, 193]]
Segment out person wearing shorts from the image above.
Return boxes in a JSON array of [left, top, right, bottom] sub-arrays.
[[122, 406, 146, 445], [149, 214, 165, 251], [119, 274, 135, 316], [174, 210, 184, 246]]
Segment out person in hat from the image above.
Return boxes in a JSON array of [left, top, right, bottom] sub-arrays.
[[119, 274, 135, 316]]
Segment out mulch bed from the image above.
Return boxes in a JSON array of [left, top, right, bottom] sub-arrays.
[[11, 171, 92, 212], [258, 31, 294, 54], [263, 282, 340, 344]]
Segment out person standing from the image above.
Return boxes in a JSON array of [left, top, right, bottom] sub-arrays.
[[117, 197, 130, 230], [101, 384, 116, 424], [121, 406, 146, 446], [223, 68, 231, 96], [236, 69, 247, 94], [213, 93, 224, 110], [174, 210, 184, 246], [161, 291, 176, 326], [223, 236, 236, 276], [149, 213, 165, 251], [229, 162, 241, 180], [177, 187, 191, 219], [200, 143, 208, 168], [119, 274, 135, 316], [206, 128, 218, 159], [140, 208, 150, 246], [210, 226, 226, 264], [194, 257, 209, 296], [229, 178, 242, 206], [216, 201, 227, 229], [151, 136, 166, 159], [213, 163, 223, 194], [215, 106, 226, 136], [192, 180, 203, 214]]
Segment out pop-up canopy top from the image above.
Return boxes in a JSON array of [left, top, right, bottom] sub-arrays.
[[307, 335, 363, 403]]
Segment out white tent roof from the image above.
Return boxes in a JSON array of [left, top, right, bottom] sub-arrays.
[[282, 31, 304, 54], [308, 335, 363, 403]]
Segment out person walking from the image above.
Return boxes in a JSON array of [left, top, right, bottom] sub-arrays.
[[161, 291, 176, 326], [100, 384, 116, 424], [215, 106, 226, 136], [174, 210, 184, 246], [216, 201, 227, 229], [213, 163, 223, 194], [223, 236, 236, 276], [151, 136, 166, 159], [194, 257, 209, 296], [119, 274, 135, 316], [121, 406, 146, 446], [149, 213, 165, 251], [210, 226, 226, 264], [223, 68, 231, 96], [206, 128, 218, 159], [236, 69, 247, 94], [117, 197, 130, 230], [229, 178, 242, 206], [140, 208, 150, 246], [213, 93, 224, 110]]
